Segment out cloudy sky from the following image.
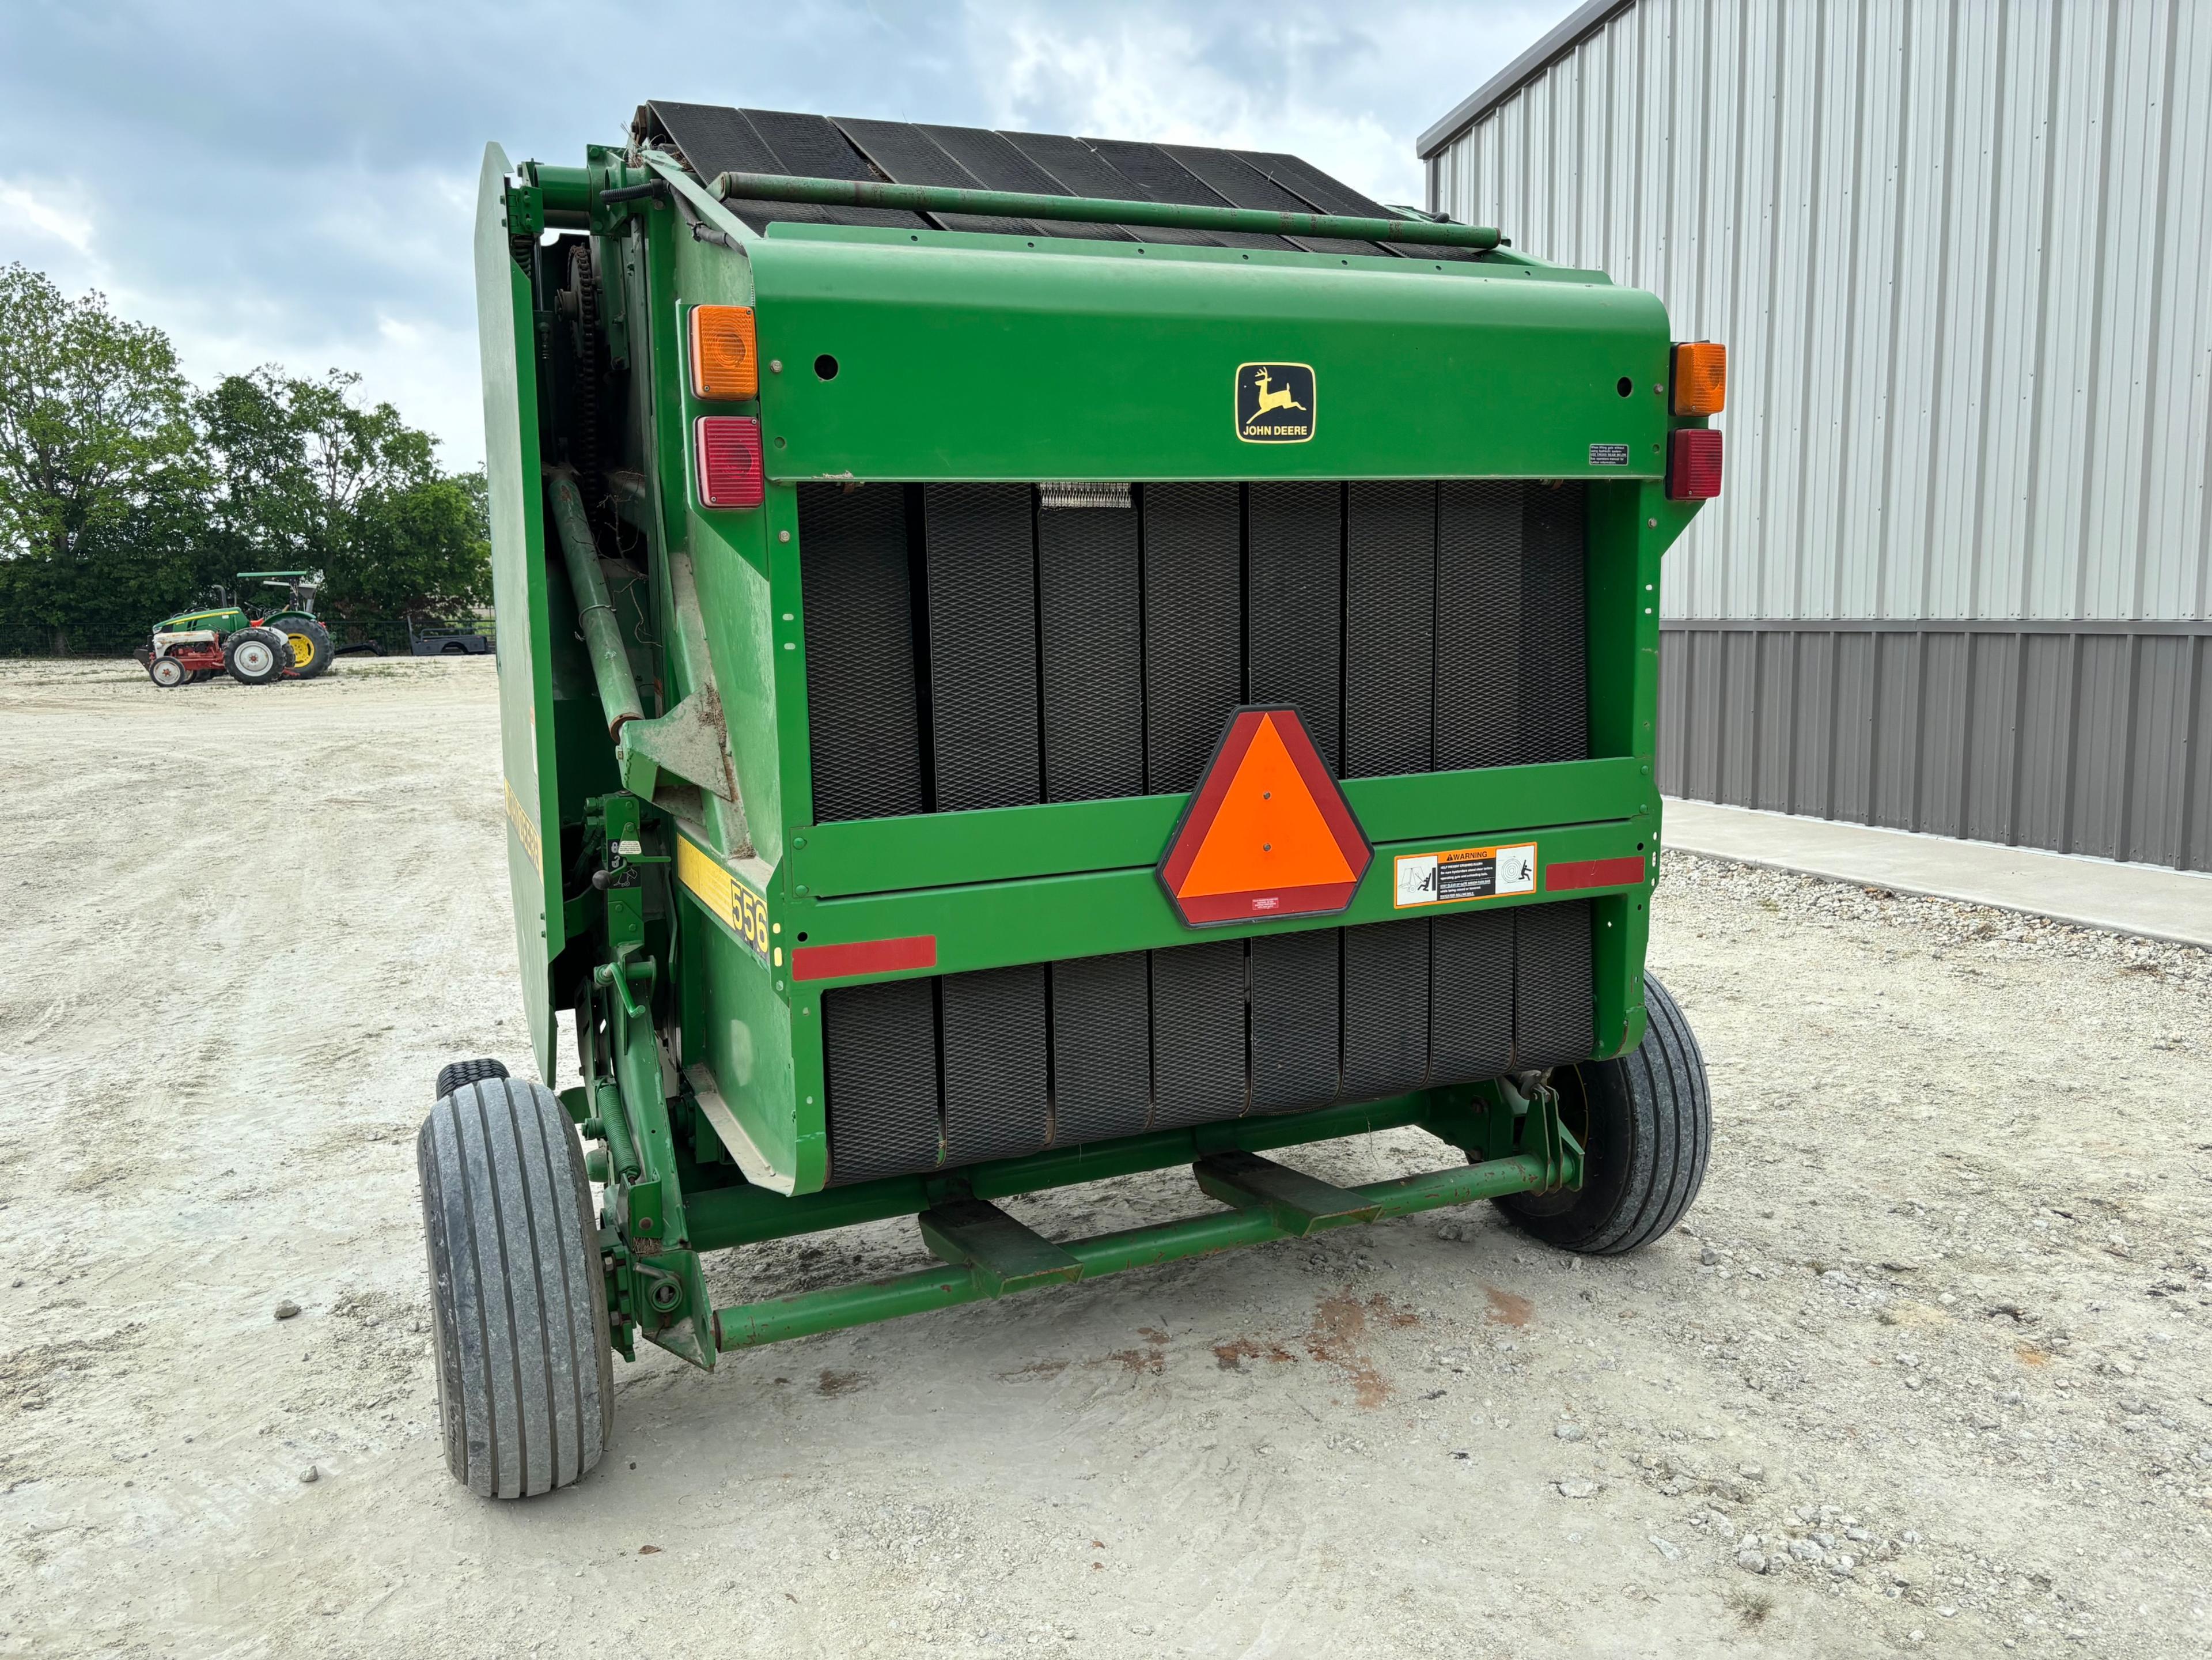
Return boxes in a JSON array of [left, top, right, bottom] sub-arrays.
[[1, 0, 1565, 470]]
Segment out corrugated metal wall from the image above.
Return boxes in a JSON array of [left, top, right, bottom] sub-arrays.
[[1427, 0, 2212, 870]]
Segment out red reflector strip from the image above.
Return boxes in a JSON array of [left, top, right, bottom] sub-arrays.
[[790, 935, 937, 982], [1668, 428, 1722, 500], [695, 416, 764, 508], [1546, 855, 1649, 892]]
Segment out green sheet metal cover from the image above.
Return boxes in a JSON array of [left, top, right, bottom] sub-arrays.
[[474, 143, 562, 1081]]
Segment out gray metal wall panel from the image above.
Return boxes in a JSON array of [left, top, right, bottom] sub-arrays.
[[1916, 634, 1971, 841], [1660, 624, 2212, 872], [1434, 0, 2212, 630]]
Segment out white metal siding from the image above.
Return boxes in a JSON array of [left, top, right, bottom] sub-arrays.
[[1431, 0, 2212, 625]]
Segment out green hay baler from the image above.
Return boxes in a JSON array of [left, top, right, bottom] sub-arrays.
[[427, 103, 1724, 1498]]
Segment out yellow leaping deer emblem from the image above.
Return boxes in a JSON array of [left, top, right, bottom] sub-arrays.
[[1251, 368, 1306, 417]]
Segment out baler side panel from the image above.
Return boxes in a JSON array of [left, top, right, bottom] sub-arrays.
[[475, 143, 563, 1082]]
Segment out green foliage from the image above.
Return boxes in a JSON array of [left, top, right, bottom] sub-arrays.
[[0, 262, 490, 653]]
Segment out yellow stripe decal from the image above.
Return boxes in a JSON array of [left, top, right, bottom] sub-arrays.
[[677, 835, 770, 962], [505, 778, 542, 875]]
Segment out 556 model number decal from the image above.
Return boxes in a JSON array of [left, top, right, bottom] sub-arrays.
[[676, 836, 771, 961]]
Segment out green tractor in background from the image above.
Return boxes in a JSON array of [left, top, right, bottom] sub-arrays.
[[138, 570, 335, 686]]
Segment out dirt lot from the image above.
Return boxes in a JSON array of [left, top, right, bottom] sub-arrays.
[[3, 656, 2210, 1659]]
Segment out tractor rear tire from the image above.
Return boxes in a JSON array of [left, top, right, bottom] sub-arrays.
[[277, 616, 334, 679], [1492, 973, 1710, 1254], [190, 668, 217, 683], [417, 1077, 613, 1500], [435, 1057, 510, 1102], [225, 627, 289, 686], [147, 656, 188, 687]]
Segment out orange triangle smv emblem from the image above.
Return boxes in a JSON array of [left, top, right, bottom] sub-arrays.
[[1157, 707, 1372, 927]]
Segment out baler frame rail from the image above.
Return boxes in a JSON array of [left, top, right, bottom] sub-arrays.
[[709, 1124, 1582, 1352]]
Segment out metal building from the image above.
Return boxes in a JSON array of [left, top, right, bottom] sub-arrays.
[[1420, 0, 2212, 871]]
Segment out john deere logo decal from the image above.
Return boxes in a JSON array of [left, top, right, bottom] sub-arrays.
[[1236, 362, 1315, 443]]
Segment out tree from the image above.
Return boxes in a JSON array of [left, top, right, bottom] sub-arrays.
[[335, 469, 492, 619], [0, 264, 207, 651]]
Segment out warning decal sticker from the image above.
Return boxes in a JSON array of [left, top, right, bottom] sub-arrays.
[[1392, 842, 1538, 909], [1588, 443, 1630, 466]]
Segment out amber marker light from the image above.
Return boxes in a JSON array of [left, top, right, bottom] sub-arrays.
[[690, 305, 759, 400], [1671, 341, 1726, 415]]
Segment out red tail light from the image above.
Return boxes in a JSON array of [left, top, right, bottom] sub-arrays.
[[1668, 428, 1722, 500], [695, 416, 764, 508]]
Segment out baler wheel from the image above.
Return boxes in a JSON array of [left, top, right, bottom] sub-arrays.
[[417, 1077, 613, 1499], [147, 655, 188, 687], [225, 627, 289, 686], [1493, 973, 1710, 1254], [434, 1057, 510, 1102]]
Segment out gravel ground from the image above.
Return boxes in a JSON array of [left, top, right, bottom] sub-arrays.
[[2, 656, 2209, 1658]]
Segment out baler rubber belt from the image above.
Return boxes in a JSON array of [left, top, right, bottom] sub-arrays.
[[1344, 482, 1438, 779], [832, 118, 1037, 236], [1519, 483, 1590, 765], [1149, 939, 1249, 1130], [1435, 481, 1529, 773], [1139, 483, 1243, 795], [1038, 503, 1145, 803], [998, 131, 1218, 245], [1427, 907, 1516, 1084], [1248, 929, 1342, 1114], [822, 980, 943, 1185], [938, 966, 1054, 1166], [1513, 899, 1597, 1069], [920, 483, 1043, 812], [1047, 953, 1153, 1145], [1079, 138, 1296, 251], [797, 484, 926, 823], [1340, 916, 1433, 1102], [1245, 480, 1344, 774], [916, 125, 1132, 240]]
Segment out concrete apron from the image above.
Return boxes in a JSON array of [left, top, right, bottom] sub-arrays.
[[1662, 799, 2212, 952]]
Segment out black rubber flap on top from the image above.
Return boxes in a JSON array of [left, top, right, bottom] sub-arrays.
[[918, 125, 1131, 239], [921, 484, 1041, 813], [1248, 929, 1341, 1113], [797, 484, 925, 823], [998, 131, 1219, 245], [1149, 939, 1248, 1129], [1344, 482, 1437, 779], [1039, 501, 1145, 803], [1140, 483, 1243, 794], [1081, 138, 1293, 251], [1049, 952, 1153, 1144], [1513, 900, 1595, 1068], [938, 965, 1054, 1166], [1161, 144, 1386, 257], [834, 118, 1037, 236], [637, 102, 840, 232], [823, 979, 941, 1185], [1245, 481, 1344, 774]]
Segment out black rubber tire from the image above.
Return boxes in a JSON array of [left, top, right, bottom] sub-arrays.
[[416, 1077, 613, 1499], [1493, 972, 1710, 1254], [225, 626, 289, 685], [276, 615, 334, 678], [147, 655, 188, 687], [189, 668, 217, 683], [435, 1057, 510, 1102]]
